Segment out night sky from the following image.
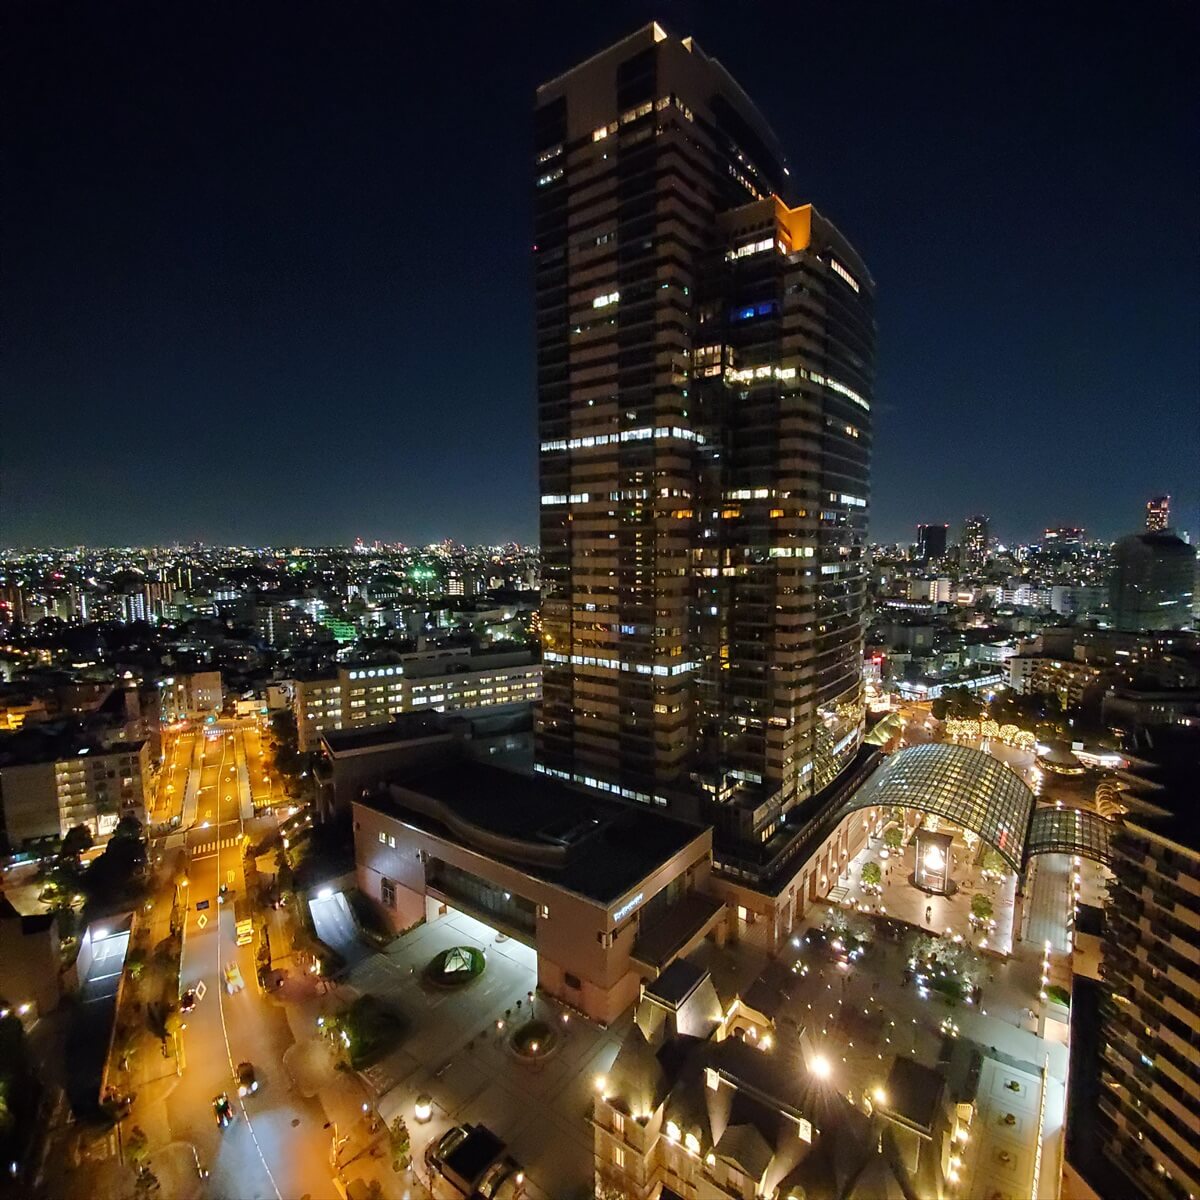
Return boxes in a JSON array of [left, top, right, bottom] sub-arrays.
[[5, 1, 1197, 548]]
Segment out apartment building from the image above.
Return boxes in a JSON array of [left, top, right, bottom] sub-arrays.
[[159, 670, 223, 720], [294, 649, 541, 750], [1098, 806, 1200, 1200], [534, 24, 874, 913], [0, 730, 150, 847]]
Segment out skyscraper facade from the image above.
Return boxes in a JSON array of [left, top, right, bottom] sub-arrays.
[[534, 25, 874, 867], [1109, 532, 1196, 632], [1099, 815, 1200, 1200], [1146, 494, 1171, 532], [916, 523, 948, 562], [959, 514, 989, 567]]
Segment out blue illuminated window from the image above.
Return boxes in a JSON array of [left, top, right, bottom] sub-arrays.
[[730, 300, 778, 322]]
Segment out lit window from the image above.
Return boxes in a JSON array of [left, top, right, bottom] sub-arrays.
[[830, 258, 860, 292]]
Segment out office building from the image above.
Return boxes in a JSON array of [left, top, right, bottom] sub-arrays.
[[1109, 532, 1196, 631], [294, 648, 541, 750], [915, 523, 948, 562], [959, 514, 989, 568], [1146, 495, 1171, 533], [534, 25, 874, 875], [1098, 792, 1200, 1199], [0, 729, 150, 849], [1042, 526, 1086, 555], [354, 754, 718, 1024]]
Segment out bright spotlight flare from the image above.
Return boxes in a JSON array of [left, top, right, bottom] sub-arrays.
[[810, 1054, 832, 1080]]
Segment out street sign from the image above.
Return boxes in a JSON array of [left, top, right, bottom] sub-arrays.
[[196, 899, 210, 910]]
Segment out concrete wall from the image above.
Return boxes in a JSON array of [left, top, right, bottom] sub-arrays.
[[0, 761, 59, 844]]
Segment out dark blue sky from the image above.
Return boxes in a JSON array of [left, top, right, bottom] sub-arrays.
[[5, 1, 1197, 548]]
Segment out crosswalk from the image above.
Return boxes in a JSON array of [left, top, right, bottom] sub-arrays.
[[190, 836, 242, 858]]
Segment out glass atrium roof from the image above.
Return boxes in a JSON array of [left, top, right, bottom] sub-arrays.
[[835, 743, 1035, 871], [1027, 805, 1114, 866]]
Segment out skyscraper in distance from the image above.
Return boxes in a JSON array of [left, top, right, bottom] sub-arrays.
[[534, 24, 874, 882], [1109, 531, 1196, 631], [916, 523, 948, 562], [959, 514, 989, 568], [1146, 494, 1170, 532]]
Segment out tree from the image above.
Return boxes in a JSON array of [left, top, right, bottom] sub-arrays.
[[389, 1115, 410, 1167], [112, 815, 145, 844], [270, 710, 298, 748], [60, 824, 94, 861], [124, 1125, 150, 1166], [981, 847, 1006, 874], [883, 826, 904, 853], [85, 824, 148, 901], [861, 861, 882, 889], [970, 894, 994, 924]]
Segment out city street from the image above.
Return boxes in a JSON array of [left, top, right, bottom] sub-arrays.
[[168, 728, 335, 1200]]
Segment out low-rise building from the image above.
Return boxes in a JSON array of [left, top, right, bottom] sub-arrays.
[[1009, 654, 1103, 708], [354, 752, 721, 1024], [0, 896, 61, 1016], [595, 958, 956, 1200]]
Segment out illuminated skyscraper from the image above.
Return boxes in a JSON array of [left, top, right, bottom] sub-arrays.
[[1146, 494, 1170, 532], [959, 514, 989, 568], [534, 24, 874, 870]]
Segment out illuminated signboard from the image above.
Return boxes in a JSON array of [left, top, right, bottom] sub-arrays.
[[612, 891, 644, 923]]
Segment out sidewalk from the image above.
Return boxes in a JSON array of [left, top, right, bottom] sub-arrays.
[[106, 859, 188, 1164], [271, 969, 432, 1199]]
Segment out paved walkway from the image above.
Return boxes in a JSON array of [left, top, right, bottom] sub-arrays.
[[839, 831, 1019, 956]]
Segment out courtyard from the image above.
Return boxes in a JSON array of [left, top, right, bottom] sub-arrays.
[[310, 904, 624, 1200], [835, 813, 1021, 957]]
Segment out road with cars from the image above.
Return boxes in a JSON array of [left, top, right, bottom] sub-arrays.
[[165, 725, 334, 1200]]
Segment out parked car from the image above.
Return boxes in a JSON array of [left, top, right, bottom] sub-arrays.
[[224, 963, 245, 993]]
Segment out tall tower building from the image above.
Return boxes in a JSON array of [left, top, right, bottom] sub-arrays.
[[959, 514, 989, 568], [1109, 532, 1196, 631], [1146, 494, 1170, 532], [1099, 810, 1200, 1200], [534, 25, 874, 858], [916, 523, 948, 562]]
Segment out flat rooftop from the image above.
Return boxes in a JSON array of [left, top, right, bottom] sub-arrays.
[[360, 757, 708, 907]]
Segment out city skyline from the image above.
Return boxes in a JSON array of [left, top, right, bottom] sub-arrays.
[[6, 4, 1198, 545]]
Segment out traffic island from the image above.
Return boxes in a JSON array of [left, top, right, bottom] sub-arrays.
[[423, 945, 485, 988]]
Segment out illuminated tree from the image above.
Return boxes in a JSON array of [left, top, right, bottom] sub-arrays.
[[861, 862, 882, 890]]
